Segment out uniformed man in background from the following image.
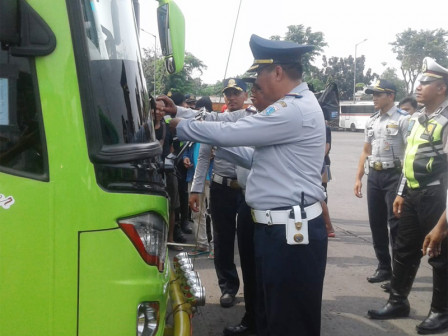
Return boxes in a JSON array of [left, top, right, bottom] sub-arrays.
[[354, 79, 409, 286], [398, 96, 419, 115], [170, 34, 328, 336], [367, 57, 448, 335]]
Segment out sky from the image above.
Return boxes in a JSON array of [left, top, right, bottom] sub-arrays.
[[139, 0, 448, 85]]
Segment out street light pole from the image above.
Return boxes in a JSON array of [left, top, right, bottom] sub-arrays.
[[140, 28, 157, 98], [353, 38, 367, 103]]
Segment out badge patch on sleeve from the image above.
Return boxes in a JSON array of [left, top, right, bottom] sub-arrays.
[[263, 101, 286, 116]]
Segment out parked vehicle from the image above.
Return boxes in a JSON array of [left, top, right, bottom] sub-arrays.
[[338, 101, 375, 131], [0, 1, 202, 335]]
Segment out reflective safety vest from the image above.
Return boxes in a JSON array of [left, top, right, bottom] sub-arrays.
[[403, 111, 448, 189]]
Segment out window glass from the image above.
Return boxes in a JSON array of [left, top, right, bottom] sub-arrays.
[[0, 78, 8, 125], [0, 53, 48, 179], [80, 0, 151, 146]]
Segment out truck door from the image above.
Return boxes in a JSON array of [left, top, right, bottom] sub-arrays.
[[0, 47, 53, 335]]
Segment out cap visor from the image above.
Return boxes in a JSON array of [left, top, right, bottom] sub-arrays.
[[223, 86, 243, 93], [242, 77, 256, 83], [247, 63, 259, 73], [420, 75, 440, 82]]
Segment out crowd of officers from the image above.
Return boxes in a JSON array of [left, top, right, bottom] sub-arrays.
[[154, 32, 448, 336]]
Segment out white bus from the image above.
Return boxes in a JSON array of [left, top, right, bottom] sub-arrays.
[[338, 101, 375, 131]]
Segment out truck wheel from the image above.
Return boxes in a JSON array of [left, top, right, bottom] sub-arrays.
[[350, 123, 357, 132]]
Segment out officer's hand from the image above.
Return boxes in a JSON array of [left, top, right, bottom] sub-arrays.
[[422, 227, 446, 258], [169, 118, 182, 129], [156, 95, 177, 116], [393, 196, 404, 218], [189, 193, 200, 212], [183, 157, 193, 169], [354, 180, 363, 198]]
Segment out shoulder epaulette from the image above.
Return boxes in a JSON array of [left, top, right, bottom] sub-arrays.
[[285, 93, 303, 98], [397, 108, 408, 116], [370, 111, 380, 119], [246, 105, 257, 113]]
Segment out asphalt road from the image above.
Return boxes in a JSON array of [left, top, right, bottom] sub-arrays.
[[170, 130, 447, 336]]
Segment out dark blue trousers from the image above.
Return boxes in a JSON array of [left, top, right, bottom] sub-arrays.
[[254, 214, 328, 336], [367, 168, 401, 271], [210, 181, 243, 296], [395, 184, 448, 310], [237, 199, 257, 329]]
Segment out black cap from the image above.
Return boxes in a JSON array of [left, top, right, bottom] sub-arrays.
[[365, 79, 396, 94], [222, 78, 247, 93], [170, 92, 186, 106], [185, 94, 197, 103], [247, 34, 314, 72]]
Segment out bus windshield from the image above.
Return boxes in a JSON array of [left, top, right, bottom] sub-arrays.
[[79, 0, 153, 149]]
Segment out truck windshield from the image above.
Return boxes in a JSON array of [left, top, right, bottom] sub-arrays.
[[67, 0, 165, 193], [79, 0, 152, 148]]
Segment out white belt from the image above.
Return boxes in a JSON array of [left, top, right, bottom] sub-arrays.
[[251, 202, 322, 225], [212, 174, 240, 189], [369, 160, 396, 170]]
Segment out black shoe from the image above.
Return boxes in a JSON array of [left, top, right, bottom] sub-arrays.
[[180, 221, 193, 234], [367, 269, 392, 283], [223, 322, 255, 335], [416, 309, 448, 334], [173, 226, 187, 243], [368, 298, 410, 319], [220, 293, 236, 308], [381, 282, 391, 293]]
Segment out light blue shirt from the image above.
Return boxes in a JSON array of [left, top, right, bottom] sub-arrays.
[[176, 83, 326, 209], [364, 106, 409, 162], [177, 106, 257, 193]]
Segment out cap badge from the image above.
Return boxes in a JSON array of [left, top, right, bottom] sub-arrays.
[[228, 79, 236, 87]]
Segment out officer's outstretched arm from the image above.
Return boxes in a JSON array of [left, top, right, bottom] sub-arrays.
[[354, 142, 371, 198]]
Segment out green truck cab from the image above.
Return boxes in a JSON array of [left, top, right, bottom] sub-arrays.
[[0, 1, 202, 335]]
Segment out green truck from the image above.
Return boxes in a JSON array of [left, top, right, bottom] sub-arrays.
[[0, 1, 202, 335]]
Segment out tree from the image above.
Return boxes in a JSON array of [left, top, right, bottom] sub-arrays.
[[391, 28, 448, 94], [197, 80, 224, 97], [379, 67, 407, 101], [142, 49, 207, 96], [141, 47, 158, 96], [316, 55, 377, 100], [270, 24, 328, 80]]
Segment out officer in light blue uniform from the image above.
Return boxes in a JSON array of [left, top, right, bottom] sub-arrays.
[[170, 34, 327, 336], [354, 79, 409, 286]]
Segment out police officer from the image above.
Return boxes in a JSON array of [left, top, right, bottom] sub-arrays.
[[368, 57, 448, 335], [170, 34, 328, 336], [354, 79, 409, 285]]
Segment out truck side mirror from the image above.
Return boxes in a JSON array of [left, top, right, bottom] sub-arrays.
[[157, 0, 185, 74], [0, 0, 56, 57]]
